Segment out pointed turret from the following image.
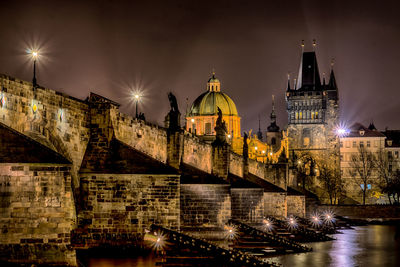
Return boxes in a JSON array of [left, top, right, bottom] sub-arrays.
[[267, 95, 280, 132], [257, 116, 263, 141], [328, 69, 337, 90], [287, 73, 291, 91], [368, 122, 377, 131]]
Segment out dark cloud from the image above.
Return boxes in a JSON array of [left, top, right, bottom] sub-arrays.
[[1, 0, 400, 132]]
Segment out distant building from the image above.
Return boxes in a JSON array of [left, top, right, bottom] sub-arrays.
[[340, 123, 386, 203], [381, 129, 400, 173], [185, 72, 241, 142], [186, 72, 288, 162], [285, 46, 340, 191]]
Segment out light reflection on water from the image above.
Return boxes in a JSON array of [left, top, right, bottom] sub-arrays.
[[80, 225, 400, 267], [272, 225, 400, 267]]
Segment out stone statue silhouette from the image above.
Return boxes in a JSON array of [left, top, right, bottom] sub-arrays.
[[243, 132, 248, 159], [214, 107, 227, 144], [168, 92, 179, 113], [166, 92, 180, 130]]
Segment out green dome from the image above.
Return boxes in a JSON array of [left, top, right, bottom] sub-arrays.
[[188, 91, 238, 116]]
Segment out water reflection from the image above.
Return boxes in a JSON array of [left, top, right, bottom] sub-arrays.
[[272, 225, 400, 267], [79, 225, 400, 267]]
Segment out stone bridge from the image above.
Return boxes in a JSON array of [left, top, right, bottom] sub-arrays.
[[0, 74, 304, 266]]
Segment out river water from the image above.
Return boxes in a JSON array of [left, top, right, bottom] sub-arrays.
[[78, 225, 400, 267]]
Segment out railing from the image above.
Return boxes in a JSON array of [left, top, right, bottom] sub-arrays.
[[150, 224, 280, 267], [228, 219, 312, 252]]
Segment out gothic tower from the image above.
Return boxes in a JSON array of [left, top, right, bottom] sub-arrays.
[[286, 43, 339, 165]]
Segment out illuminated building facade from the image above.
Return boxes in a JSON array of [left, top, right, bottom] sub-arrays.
[[286, 47, 340, 172], [186, 72, 241, 142]]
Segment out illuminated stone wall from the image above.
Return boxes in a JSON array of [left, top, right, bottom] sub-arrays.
[[180, 184, 231, 228], [76, 174, 180, 247], [287, 195, 306, 217], [263, 192, 287, 218], [231, 188, 264, 224], [0, 163, 76, 266], [0, 74, 90, 192]]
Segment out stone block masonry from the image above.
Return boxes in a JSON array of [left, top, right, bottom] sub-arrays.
[[287, 195, 306, 218], [180, 184, 231, 228], [76, 174, 180, 247], [264, 192, 287, 218], [231, 188, 264, 224], [0, 163, 76, 266]]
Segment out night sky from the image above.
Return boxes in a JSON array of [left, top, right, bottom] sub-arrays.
[[1, 0, 400, 133]]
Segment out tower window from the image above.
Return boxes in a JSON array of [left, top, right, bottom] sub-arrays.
[[360, 141, 364, 148], [271, 137, 276, 145], [352, 141, 357, 148], [367, 141, 371, 147], [205, 123, 212, 134]]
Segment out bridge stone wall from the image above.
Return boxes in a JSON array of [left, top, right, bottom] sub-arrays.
[[231, 188, 265, 224], [111, 110, 168, 163], [180, 184, 231, 229], [182, 134, 212, 173], [0, 163, 76, 266], [0, 74, 90, 191], [76, 174, 180, 248], [287, 195, 306, 217], [263, 192, 287, 218]]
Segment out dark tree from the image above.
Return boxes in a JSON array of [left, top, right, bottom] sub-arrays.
[[348, 146, 375, 205]]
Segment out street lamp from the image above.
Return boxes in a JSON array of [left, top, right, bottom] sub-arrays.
[[134, 94, 140, 118], [29, 50, 39, 87]]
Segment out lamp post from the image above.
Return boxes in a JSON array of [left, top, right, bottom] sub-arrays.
[[134, 94, 140, 118], [30, 51, 39, 88]]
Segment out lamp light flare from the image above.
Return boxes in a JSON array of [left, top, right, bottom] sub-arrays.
[[323, 210, 336, 225], [263, 218, 274, 232], [335, 122, 350, 137], [224, 224, 238, 240], [286, 215, 298, 230], [144, 231, 166, 251], [310, 213, 322, 227]]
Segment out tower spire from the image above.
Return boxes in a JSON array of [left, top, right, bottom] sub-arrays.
[[322, 72, 326, 86], [296, 40, 304, 89], [267, 95, 279, 132], [329, 59, 337, 90], [257, 115, 263, 141], [287, 73, 291, 90]]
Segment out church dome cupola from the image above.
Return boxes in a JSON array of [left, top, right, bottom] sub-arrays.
[[186, 72, 241, 139], [188, 72, 238, 117], [207, 72, 221, 92]]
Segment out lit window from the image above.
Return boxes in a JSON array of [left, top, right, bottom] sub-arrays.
[[205, 123, 211, 135], [352, 141, 357, 148], [367, 184, 372, 190], [360, 141, 364, 148], [367, 141, 371, 147]]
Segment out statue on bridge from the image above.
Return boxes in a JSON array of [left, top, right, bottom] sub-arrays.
[[213, 107, 227, 145], [165, 92, 181, 130], [243, 132, 248, 159]]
